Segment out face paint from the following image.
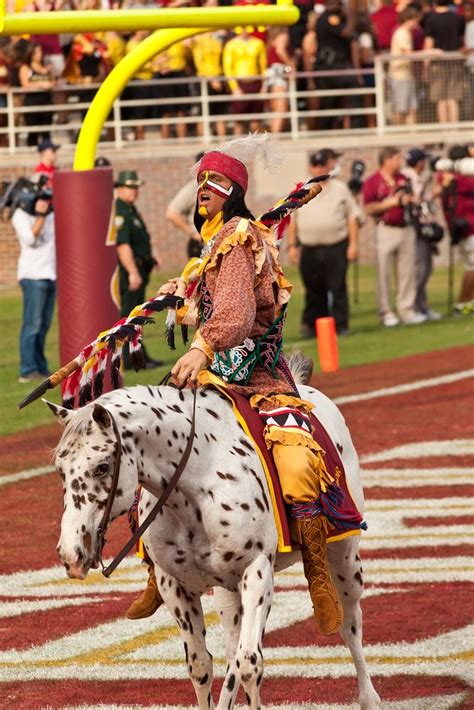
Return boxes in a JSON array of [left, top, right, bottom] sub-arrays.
[[197, 170, 233, 220], [198, 170, 233, 199]]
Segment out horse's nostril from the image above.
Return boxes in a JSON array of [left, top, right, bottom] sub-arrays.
[[74, 545, 84, 561]]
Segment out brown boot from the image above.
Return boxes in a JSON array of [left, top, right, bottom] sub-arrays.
[[126, 563, 164, 620], [292, 515, 343, 635]]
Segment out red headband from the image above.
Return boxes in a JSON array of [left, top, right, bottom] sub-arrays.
[[198, 151, 248, 194]]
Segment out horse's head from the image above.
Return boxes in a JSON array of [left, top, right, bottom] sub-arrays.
[[45, 400, 136, 579]]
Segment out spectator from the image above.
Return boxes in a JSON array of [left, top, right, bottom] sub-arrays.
[[287, 149, 359, 337], [0, 38, 10, 148], [314, 0, 362, 131], [152, 39, 191, 140], [115, 170, 163, 369], [264, 26, 294, 133], [232, 0, 270, 43], [288, 0, 314, 51], [189, 23, 228, 138], [300, 10, 319, 131], [354, 10, 377, 128], [223, 27, 267, 135], [123, 31, 155, 141], [34, 138, 60, 186], [371, 0, 398, 51], [12, 193, 56, 383], [165, 152, 204, 260], [423, 0, 465, 123], [403, 147, 442, 320], [362, 146, 426, 326], [463, 0, 474, 73], [63, 27, 109, 86], [437, 145, 474, 314], [389, 5, 421, 125], [27, 0, 66, 78], [18, 43, 55, 146]]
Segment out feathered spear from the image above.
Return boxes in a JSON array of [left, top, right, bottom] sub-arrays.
[[18, 175, 327, 411]]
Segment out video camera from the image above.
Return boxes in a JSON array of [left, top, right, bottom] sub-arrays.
[[0, 175, 53, 219], [348, 160, 366, 195]]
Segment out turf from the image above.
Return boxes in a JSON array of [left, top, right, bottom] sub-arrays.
[[0, 264, 472, 437]]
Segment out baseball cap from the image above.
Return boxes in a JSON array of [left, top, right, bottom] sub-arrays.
[[95, 156, 111, 168], [37, 139, 60, 153], [309, 149, 342, 166], [405, 148, 428, 167]]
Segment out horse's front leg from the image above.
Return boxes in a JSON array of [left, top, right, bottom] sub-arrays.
[[328, 536, 381, 710], [217, 554, 274, 710], [156, 571, 214, 710]]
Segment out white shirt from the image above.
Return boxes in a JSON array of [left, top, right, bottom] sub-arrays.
[[294, 178, 360, 246], [12, 208, 56, 281]]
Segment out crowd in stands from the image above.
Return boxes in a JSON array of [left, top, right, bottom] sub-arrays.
[[0, 0, 473, 145]]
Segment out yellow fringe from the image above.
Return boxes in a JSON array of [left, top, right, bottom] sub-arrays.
[[249, 393, 316, 413], [263, 425, 322, 451], [206, 226, 266, 275]]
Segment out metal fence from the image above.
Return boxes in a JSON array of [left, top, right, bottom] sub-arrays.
[[0, 52, 472, 153]]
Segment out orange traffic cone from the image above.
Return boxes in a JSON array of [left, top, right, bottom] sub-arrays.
[[315, 317, 339, 373]]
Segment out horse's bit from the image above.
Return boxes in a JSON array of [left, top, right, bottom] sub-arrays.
[[96, 382, 198, 577]]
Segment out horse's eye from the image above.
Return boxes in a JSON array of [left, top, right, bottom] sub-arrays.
[[95, 463, 109, 476]]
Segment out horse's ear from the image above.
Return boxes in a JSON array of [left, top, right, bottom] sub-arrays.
[[42, 399, 72, 426], [92, 403, 112, 430]]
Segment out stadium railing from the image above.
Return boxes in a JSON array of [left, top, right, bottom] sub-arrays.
[[0, 52, 472, 153]]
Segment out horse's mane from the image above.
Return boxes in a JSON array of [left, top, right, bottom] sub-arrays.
[[286, 350, 313, 385]]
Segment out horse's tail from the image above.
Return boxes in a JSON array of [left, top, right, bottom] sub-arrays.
[[287, 349, 314, 385]]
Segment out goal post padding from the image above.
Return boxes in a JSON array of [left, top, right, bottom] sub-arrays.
[[53, 167, 118, 366]]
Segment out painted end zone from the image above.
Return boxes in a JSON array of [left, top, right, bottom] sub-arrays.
[[0, 345, 473, 709]]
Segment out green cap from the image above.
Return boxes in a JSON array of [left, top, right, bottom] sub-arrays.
[[115, 170, 144, 187]]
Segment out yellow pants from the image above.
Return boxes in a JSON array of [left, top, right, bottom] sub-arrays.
[[272, 443, 324, 504]]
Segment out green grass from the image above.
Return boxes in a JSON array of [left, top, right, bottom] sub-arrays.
[[0, 265, 472, 438]]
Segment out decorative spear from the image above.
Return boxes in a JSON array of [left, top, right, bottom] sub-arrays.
[[18, 176, 327, 410]]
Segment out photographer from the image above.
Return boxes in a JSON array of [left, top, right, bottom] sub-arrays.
[[403, 148, 443, 321], [362, 146, 426, 326], [11, 190, 56, 383], [115, 170, 163, 370], [436, 147, 474, 314]]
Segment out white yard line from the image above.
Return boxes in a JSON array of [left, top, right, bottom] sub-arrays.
[[333, 368, 474, 406], [0, 464, 54, 487]]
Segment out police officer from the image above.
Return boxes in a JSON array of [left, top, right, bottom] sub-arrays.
[[115, 170, 163, 369]]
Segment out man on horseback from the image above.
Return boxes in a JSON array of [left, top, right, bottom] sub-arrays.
[[127, 139, 346, 636]]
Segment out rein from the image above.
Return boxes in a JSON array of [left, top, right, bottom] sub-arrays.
[[96, 380, 198, 578]]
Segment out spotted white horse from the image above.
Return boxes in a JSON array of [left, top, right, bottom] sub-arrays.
[[47, 371, 381, 710]]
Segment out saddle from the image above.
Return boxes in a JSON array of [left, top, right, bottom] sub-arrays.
[[203, 375, 364, 554]]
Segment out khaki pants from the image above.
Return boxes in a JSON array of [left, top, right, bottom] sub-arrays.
[[375, 223, 416, 322]]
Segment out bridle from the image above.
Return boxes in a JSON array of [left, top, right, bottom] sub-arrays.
[[95, 382, 197, 578]]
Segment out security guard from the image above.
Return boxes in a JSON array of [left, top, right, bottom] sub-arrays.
[[115, 170, 163, 369]]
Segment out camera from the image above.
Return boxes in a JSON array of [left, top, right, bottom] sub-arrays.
[[348, 160, 366, 195], [0, 175, 53, 219], [434, 157, 474, 176]]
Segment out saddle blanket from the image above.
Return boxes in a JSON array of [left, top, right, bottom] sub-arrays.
[[204, 376, 363, 553]]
